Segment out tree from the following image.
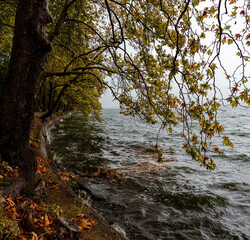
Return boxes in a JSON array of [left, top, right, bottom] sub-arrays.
[[0, 0, 52, 194], [0, 0, 250, 194]]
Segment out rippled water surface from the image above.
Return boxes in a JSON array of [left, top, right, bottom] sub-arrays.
[[49, 107, 250, 240]]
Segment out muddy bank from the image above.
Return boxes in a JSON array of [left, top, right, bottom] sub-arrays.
[[39, 114, 126, 240]]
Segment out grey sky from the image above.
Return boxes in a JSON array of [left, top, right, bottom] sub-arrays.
[[100, 88, 119, 109]]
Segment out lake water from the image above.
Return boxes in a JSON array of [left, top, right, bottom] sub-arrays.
[[49, 106, 250, 240]]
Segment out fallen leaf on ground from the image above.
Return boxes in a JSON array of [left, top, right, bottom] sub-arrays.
[[31, 232, 38, 240], [47, 182, 61, 189], [78, 218, 95, 230], [76, 213, 85, 218]]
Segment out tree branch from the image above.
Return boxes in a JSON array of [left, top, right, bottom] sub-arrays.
[[48, 0, 77, 42]]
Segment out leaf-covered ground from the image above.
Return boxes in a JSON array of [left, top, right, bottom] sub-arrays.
[[0, 114, 124, 240]]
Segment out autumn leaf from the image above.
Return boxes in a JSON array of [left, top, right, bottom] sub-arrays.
[[5, 196, 16, 207], [235, 34, 241, 40], [78, 218, 95, 230], [222, 136, 234, 148], [47, 183, 61, 189], [42, 214, 50, 227], [227, 39, 234, 44], [19, 236, 29, 240], [31, 232, 38, 240], [232, 87, 239, 93], [76, 213, 85, 218], [213, 147, 219, 152], [59, 172, 77, 182], [29, 202, 44, 212], [240, 10, 245, 16], [36, 156, 48, 174]]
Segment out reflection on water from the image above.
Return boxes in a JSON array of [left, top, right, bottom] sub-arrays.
[[50, 107, 250, 240]]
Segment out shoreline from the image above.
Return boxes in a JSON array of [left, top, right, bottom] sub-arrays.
[[38, 113, 126, 239]]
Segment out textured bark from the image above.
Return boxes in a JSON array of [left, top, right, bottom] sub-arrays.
[[0, 0, 52, 195]]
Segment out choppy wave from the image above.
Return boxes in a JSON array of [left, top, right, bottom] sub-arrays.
[[49, 107, 250, 239]]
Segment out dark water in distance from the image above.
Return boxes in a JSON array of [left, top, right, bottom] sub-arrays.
[[49, 106, 250, 240]]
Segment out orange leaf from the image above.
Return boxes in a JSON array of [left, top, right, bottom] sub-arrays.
[[44, 214, 50, 227], [76, 213, 85, 218], [29, 202, 44, 212], [78, 218, 95, 230], [31, 232, 38, 240], [221, 37, 226, 44], [19, 237, 29, 240], [235, 33, 241, 40], [48, 183, 61, 189], [5, 196, 16, 207], [246, 34, 250, 40], [213, 148, 219, 152]]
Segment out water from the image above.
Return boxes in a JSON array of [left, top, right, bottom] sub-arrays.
[[49, 107, 250, 240]]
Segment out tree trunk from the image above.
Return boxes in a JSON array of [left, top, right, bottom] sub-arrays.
[[0, 0, 52, 195]]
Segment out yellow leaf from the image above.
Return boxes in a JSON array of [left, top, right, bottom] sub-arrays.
[[32, 232, 38, 240], [76, 213, 85, 218], [5, 197, 16, 207], [19, 237, 29, 240], [44, 214, 50, 227], [78, 218, 95, 230]]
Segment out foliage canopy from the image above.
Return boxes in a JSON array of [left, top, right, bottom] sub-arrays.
[[1, 0, 250, 170]]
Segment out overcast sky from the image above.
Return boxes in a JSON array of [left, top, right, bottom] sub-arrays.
[[100, 88, 119, 109], [100, 3, 250, 110]]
